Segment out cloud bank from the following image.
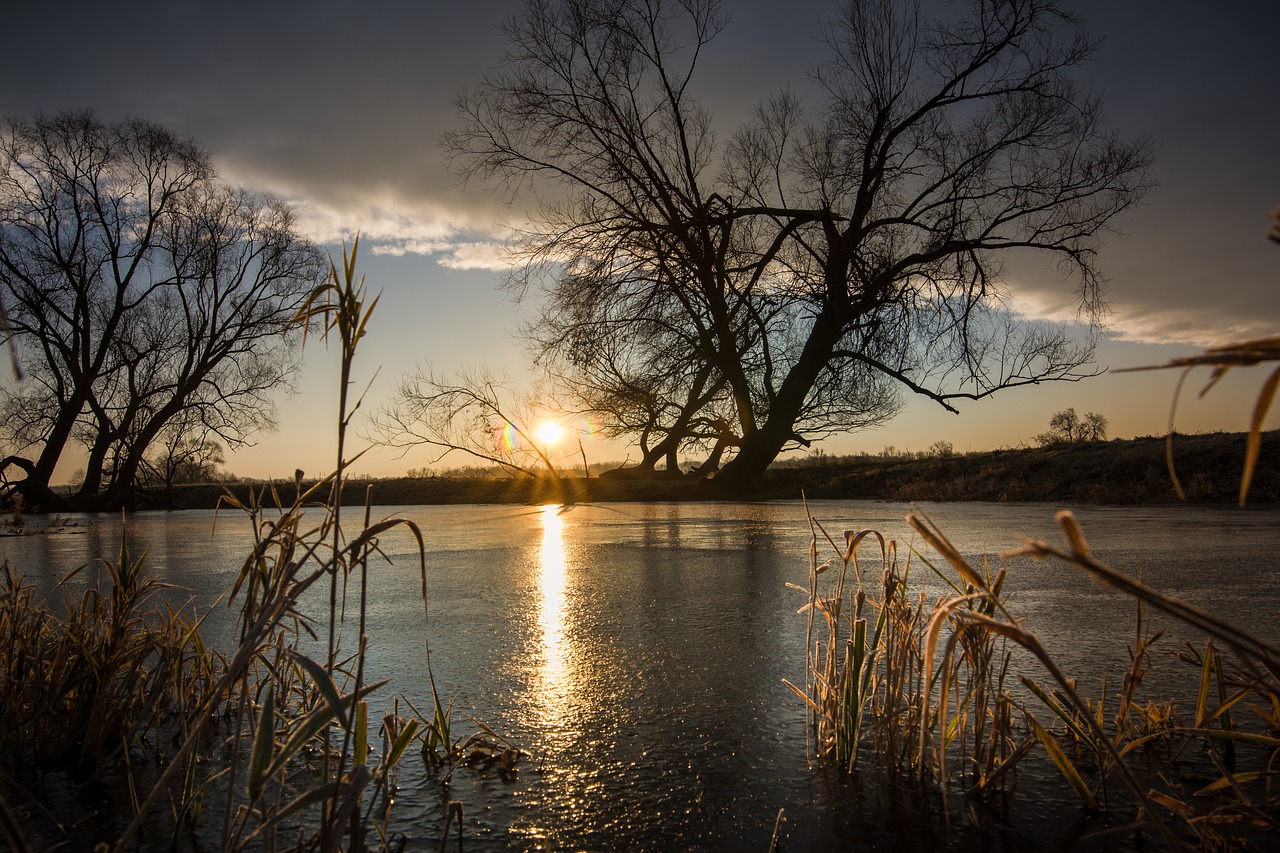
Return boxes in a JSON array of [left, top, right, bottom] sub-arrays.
[[0, 0, 1274, 349]]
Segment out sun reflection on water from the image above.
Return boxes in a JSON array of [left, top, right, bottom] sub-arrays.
[[537, 504, 569, 698]]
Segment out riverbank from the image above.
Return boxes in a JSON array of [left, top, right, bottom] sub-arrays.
[[764, 429, 1279, 504], [150, 430, 1278, 510]]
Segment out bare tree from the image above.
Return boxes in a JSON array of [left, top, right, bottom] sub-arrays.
[[143, 422, 227, 488], [0, 112, 322, 507], [527, 271, 740, 475], [369, 366, 574, 483], [1035, 407, 1107, 445], [446, 0, 793, 478], [139, 409, 228, 505], [447, 0, 1152, 489], [710, 0, 1151, 486], [1083, 411, 1109, 442], [0, 112, 208, 504], [1036, 407, 1081, 444], [927, 440, 955, 458], [91, 184, 320, 503]]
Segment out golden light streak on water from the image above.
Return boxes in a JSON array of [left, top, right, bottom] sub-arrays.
[[537, 504, 569, 699]]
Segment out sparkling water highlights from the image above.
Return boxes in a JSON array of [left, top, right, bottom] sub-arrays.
[[5, 500, 1278, 850]]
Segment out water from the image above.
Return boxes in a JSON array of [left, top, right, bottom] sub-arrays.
[[3, 500, 1278, 850]]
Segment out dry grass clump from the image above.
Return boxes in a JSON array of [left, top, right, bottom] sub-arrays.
[[0, 241, 505, 852], [0, 547, 219, 768], [1009, 512, 1280, 847], [787, 510, 1039, 801], [794, 322, 1280, 847], [793, 503, 1280, 849]]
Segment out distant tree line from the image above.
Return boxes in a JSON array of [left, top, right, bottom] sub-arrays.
[[0, 111, 324, 509]]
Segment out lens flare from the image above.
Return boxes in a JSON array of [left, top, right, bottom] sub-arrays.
[[533, 420, 566, 447], [495, 421, 521, 452]]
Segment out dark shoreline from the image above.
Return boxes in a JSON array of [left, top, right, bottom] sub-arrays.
[[142, 430, 1279, 511]]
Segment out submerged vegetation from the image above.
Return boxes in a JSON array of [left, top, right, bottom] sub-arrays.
[[791, 334, 1280, 850], [794, 504, 1280, 849]]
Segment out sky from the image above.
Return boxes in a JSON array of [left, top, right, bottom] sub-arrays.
[[2, 0, 1277, 483]]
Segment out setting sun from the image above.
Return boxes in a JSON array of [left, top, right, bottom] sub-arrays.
[[533, 420, 566, 447]]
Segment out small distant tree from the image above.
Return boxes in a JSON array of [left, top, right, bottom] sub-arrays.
[[1048, 408, 1082, 443], [1082, 412, 1109, 441], [142, 428, 227, 488], [1035, 408, 1107, 446], [928, 440, 955, 458]]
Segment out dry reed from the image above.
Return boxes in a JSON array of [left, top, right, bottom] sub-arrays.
[[796, 314, 1280, 847], [1120, 334, 1280, 506], [794, 502, 1280, 850], [0, 240, 493, 852]]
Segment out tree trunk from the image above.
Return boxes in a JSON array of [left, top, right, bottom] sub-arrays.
[[1, 456, 68, 512], [689, 429, 734, 480], [77, 432, 112, 498], [101, 434, 152, 507], [712, 297, 848, 491], [710, 417, 793, 491], [30, 391, 87, 490], [662, 443, 681, 475]]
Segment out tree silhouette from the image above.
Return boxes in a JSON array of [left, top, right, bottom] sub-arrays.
[[1035, 407, 1108, 445], [441, 0, 1153, 488], [0, 112, 322, 507]]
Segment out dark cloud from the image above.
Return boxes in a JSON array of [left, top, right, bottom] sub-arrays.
[[1069, 1, 1280, 344], [3, 1, 521, 237], [2, 0, 1276, 344]]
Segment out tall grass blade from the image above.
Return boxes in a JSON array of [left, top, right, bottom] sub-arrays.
[[384, 716, 420, 768], [1241, 365, 1280, 505], [293, 651, 351, 729], [237, 784, 342, 848], [1027, 713, 1098, 809], [247, 684, 276, 801], [907, 513, 987, 592], [355, 700, 369, 767], [1021, 676, 1093, 748], [260, 681, 385, 788], [1196, 641, 1214, 728]]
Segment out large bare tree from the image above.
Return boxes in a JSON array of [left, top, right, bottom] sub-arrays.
[[444, 0, 1153, 489], [0, 112, 323, 507]]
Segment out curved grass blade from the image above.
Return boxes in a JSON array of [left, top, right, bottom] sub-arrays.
[[291, 652, 350, 729], [1240, 365, 1280, 505]]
